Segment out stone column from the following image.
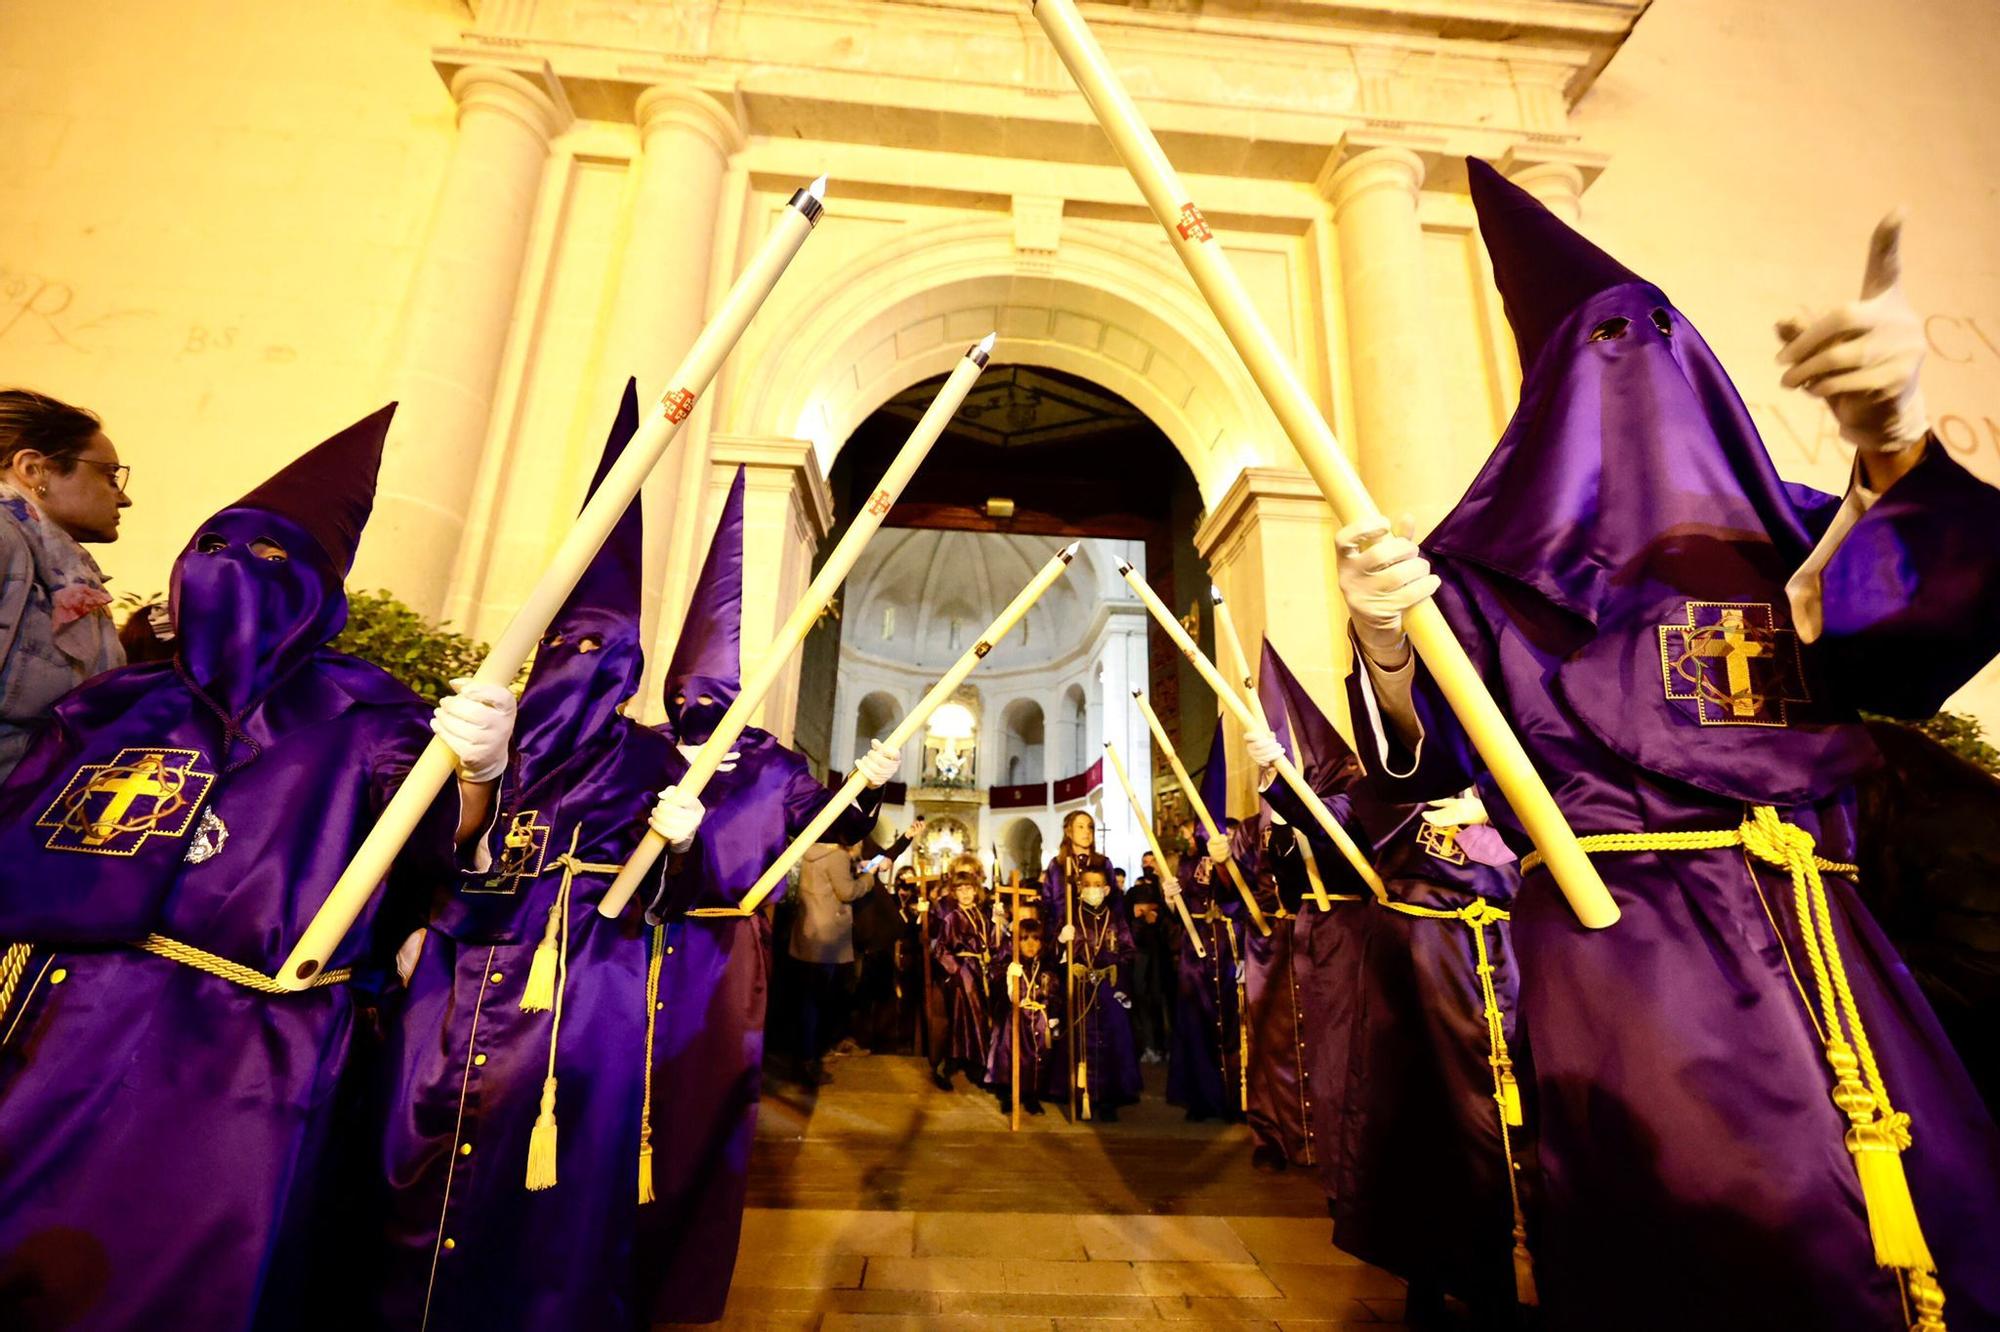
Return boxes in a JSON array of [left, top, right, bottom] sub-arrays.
[[361, 63, 567, 614], [1319, 139, 1447, 534], [617, 85, 748, 687], [688, 435, 832, 745], [1195, 467, 1351, 817]]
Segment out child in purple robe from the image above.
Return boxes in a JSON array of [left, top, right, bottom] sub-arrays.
[[986, 915, 1057, 1114], [631, 469, 900, 1325], [373, 383, 688, 1332], [930, 859, 1000, 1090], [1331, 162, 2000, 1328], [1061, 865, 1142, 1121], [1166, 809, 1246, 1125], [0, 407, 517, 1332]]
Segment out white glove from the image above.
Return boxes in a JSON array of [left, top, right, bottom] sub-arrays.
[[1244, 727, 1285, 768], [648, 785, 705, 851], [1206, 834, 1231, 863], [432, 678, 516, 784], [1234, 962, 1245, 985], [1422, 792, 1490, 828], [675, 741, 739, 774], [395, 928, 426, 985], [1114, 991, 1133, 1010], [991, 902, 1007, 930], [1336, 516, 1438, 668], [914, 895, 930, 915], [1058, 924, 1076, 945], [855, 738, 901, 788], [1776, 212, 1927, 456]]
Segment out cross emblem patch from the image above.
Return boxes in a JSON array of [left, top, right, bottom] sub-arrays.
[[37, 748, 215, 856], [1658, 601, 1808, 727], [1175, 203, 1212, 243], [865, 488, 894, 518], [661, 387, 697, 424], [1416, 819, 1467, 866], [468, 809, 552, 894]]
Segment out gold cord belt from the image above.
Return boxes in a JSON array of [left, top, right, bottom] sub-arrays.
[[1521, 805, 1945, 1331], [1380, 895, 1534, 1305], [137, 934, 353, 992]]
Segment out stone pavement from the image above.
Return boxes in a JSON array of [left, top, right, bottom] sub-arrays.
[[662, 1056, 1408, 1330]]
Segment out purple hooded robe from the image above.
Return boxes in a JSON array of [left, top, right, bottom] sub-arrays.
[[0, 406, 467, 1332], [374, 383, 680, 1332], [1166, 721, 1245, 1123], [634, 470, 880, 1324], [930, 899, 999, 1078], [1344, 160, 2000, 1330]]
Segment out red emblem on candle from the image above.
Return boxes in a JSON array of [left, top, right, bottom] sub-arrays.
[[1176, 203, 1212, 243], [866, 488, 894, 518], [662, 387, 697, 423]]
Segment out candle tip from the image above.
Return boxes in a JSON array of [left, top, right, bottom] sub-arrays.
[[1209, 585, 1225, 605], [1130, 688, 1142, 699], [808, 174, 828, 200], [1115, 557, 1134, 575], [1058, 540, 1080, 562]]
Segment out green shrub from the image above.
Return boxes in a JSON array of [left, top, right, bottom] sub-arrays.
[[1869, 709, 2000, 778]]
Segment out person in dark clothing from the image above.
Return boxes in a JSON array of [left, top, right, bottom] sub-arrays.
[[1124, 858, 1174, 1064]]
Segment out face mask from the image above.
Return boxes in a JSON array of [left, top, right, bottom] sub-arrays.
[[170, 508, 346, 725], [665, 674, 733, 745], [1081, 885, 1108, 909]]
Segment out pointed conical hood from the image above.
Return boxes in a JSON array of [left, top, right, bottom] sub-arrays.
[[1257, 638, 1360, 799], [556, 379, 644, 625], [1467, 158, 1644, 372], [1199, 718, 1228, 826], [234, 402, 393, 576], [1432, 160, 1871, 806], [512, 381, 648, 788], [663, 466, 745, 742]]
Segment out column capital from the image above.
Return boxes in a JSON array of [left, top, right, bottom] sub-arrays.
[[635, 83, 748, 159], [1192, 466, 1339, 564], [1315, 131, 1445, 213], [445, 62, 570, 145], [1496, 144, 1607, 221], [707, 434, 833, 543]]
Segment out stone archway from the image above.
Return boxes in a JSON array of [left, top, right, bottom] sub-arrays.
[[718, 217, 1283, 502]]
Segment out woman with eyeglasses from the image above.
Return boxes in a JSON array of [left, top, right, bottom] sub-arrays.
[[0, 388, 131, 779]]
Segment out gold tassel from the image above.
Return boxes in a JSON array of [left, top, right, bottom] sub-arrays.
[[526, 1075, 559, 1191], [1497, 1066, 1523, 1128], [1828, 1046, 1934, 1272], [638, 1141, 656, 1206], [1078, 1059, 1090, 1121], [1848, 1118, 1934, 1271], [1511, 1223, 1539, 1308], [520, 904, 561, 1012]]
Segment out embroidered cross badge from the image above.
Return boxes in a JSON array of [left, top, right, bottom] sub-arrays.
[[38, 748, 215, 856], [661, 387, 697, 424], [865, 487, 894, 518], [1417, 819, 1467, 866], [1659, 601, 1808, 727], [468, 809, 552, 894], [1175, 203, 1212, 243]]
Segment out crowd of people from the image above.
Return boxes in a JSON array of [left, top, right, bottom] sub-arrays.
[[0, 157, 1993, 1332]]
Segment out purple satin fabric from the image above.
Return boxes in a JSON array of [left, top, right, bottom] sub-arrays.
[[1165, 854, 1243, 1122], [637, 728, 877, 1324], [0, 662, 451, 1332], [374, 722, 672, 1332], [931, 905, 998, 1075], [1068, 903, 1142, 1114], [1350, 550, 2000, 1328], [1328, 806, 1526, 1311], [985, 955, 1056, 1092]]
